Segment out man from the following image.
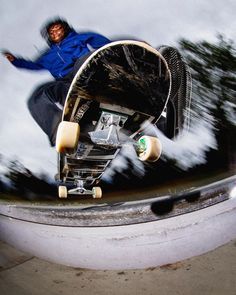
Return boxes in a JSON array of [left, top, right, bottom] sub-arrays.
[[3, 17, 110, 146]]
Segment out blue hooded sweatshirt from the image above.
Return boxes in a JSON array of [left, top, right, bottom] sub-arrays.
[[12, 31, 110, 79]]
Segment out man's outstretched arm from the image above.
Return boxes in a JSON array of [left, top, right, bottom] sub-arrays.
[[2, 51, 45, 71]]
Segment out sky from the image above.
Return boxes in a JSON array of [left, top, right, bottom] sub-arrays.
[[0, 0, 235, 179]]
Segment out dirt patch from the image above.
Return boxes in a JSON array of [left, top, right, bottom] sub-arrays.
[[160, 261, 184, 271]]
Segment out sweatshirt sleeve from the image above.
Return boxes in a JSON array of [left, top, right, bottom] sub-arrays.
[[86, 33, 111, 49], [78, 32, 111, 50], [12, 57, 45, 71]]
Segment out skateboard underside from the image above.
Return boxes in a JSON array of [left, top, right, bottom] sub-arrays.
[[58, 103, 157, 197], [56, 41, 191, 198]]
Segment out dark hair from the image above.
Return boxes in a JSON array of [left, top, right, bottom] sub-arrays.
[[40, 17, 73, 44]]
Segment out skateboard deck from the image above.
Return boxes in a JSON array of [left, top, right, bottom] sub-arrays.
[[63, 40, 170, 122], [56, 40, 171, 199]]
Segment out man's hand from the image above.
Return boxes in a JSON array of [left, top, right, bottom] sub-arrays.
[[2, 51, 16, 62]]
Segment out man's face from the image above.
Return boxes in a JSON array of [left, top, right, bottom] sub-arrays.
[[48, 24, 65, 43]]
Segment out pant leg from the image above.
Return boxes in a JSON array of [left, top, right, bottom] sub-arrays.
[[27, 80, 70, 146], [27, 53, 93, 147], [64, 52, 94, 81]]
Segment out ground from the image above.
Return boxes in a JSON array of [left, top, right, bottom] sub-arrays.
[[0, 239, 236, 295]]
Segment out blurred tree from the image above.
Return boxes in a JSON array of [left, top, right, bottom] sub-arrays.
[[3, 160, 57, 199], [179, 35, 236, 169]]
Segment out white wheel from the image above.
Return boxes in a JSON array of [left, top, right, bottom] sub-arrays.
[[137, 135, 162, 162], [92, 187, 102, 199], [58, 186, 68, 198], [56, 121, 80, 153]]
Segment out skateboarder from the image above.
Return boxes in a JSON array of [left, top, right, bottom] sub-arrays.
[[3, 17, 110, 146]]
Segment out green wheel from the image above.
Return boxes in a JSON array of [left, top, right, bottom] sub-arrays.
[[137, 135, 162, 162]]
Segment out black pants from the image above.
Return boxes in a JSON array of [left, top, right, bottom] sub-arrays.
[[27, 80, 70, 146], [27, 53, 92, 146]]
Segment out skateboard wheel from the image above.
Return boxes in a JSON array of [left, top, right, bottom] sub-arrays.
[[56, 121, 80, 153], [92, 187, 102, 199], [58, 186, 68, 198], [137, 135, 162, 162]]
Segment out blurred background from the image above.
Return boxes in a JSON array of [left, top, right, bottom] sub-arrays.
[[0, 0, 235, 201]]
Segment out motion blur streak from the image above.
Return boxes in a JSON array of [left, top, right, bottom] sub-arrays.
[[230, 186, 236, 199], [143, 118, 217, 171], [102, 142, 145, 183]]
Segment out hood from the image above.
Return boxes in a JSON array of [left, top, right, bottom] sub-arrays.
[[40, 17, 74, 45]]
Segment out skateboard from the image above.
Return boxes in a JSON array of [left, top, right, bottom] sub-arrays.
[[55, 40, 171, 199]]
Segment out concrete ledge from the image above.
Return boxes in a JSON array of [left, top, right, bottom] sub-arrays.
[[0, 175, 235, 269], [0, 195, 236, 269], [0, 175, 235, 226]]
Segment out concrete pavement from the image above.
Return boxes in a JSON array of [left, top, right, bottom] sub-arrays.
[[0, 239, 236, 295]]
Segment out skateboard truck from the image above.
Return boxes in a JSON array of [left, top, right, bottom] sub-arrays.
[[58, 180, 102, 199], [69, 180, 89, 195], [89, 112, 127, 148]]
